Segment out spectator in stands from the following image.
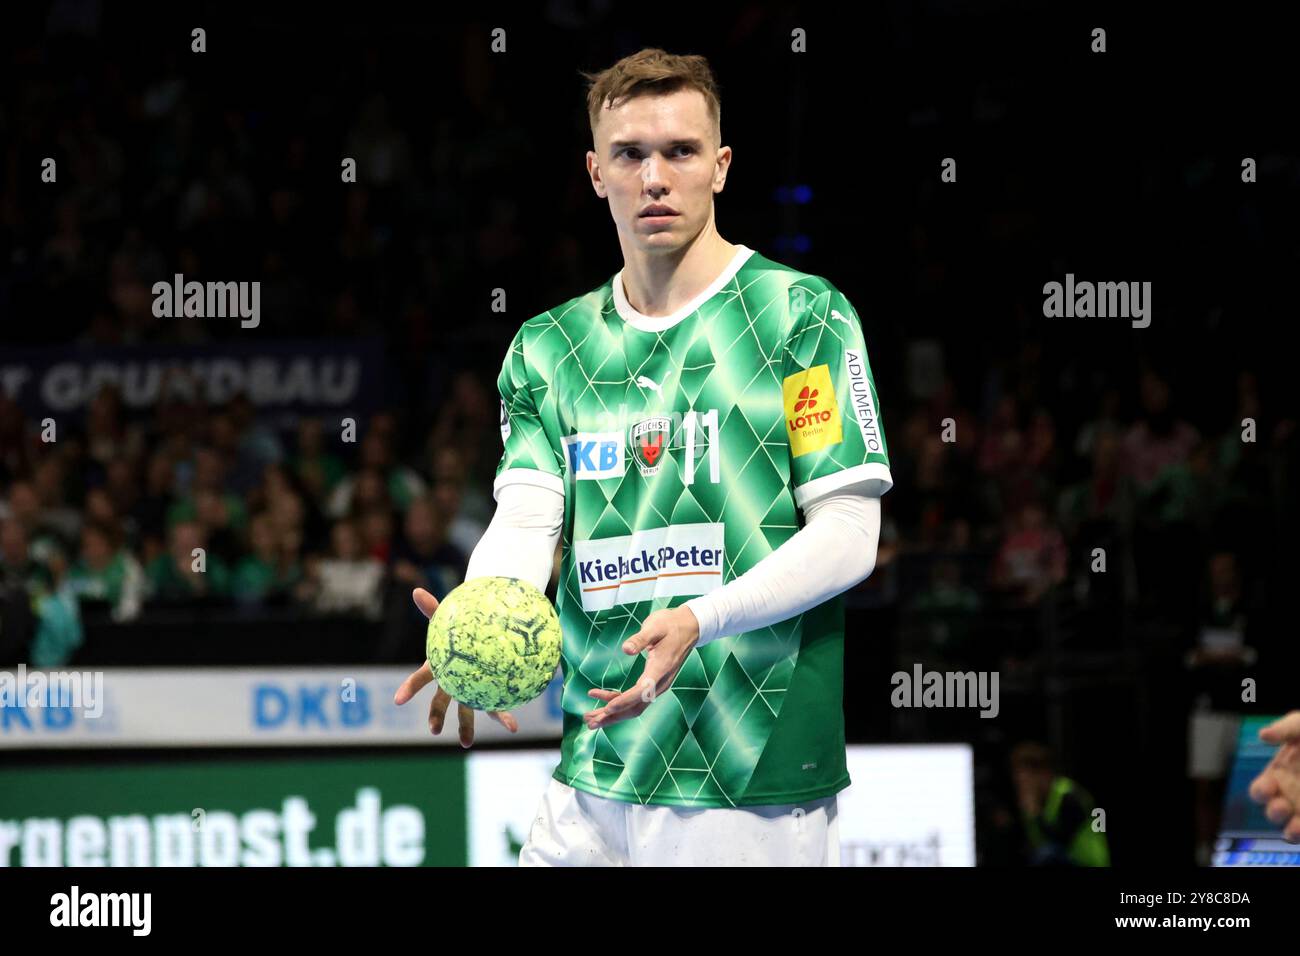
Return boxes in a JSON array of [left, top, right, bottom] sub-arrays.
[[85, 385, 145, 468], [192, 487, 244, 565], [895, 434, 977, 551], [146, 520, 230, 601], [1024, 408, 1060, 481], [26, 544, 83, 669], [167, 447, 248, 536], [280, 523, 305, 572], [292, 417, 346, 507], [1124, 372, 1202, 606], [83, 487, 116, 528], [391, 496, 467, 601], [367, 410, 401, 448], [31, 457, 82, 555], [258, 461, 298, 506], [153, 396, 199, 475], [344, 93, 414, 191], [1122, 370, 1200, 492], [0, 480, 35, 528], [56, 432, 93, 508], [0, 518, 52, 593], [231, 511, 302, 606], [359, 506, 395, 564], [430, 370, 495, 484], [1215, 369, 1263, 479], [102, 457, 143, 545], [354, 467, 394, 516], [253, 463, 330, 554], [974, 394, 1043, 527], [229, 393, 286, 474], [977, 394, 1024, 480], [296, 517, 384, 619], [3, 478, 69, 570], [990, 501, 1068, 606], [1073, 386, 1123, 465], [1010, 742, 1109, 866], [1135, 437, 1222, 531], [1058, 429, 1134, 539], [209, 407, 263, 495], [267, 487, 308, 543], [899, 376, 977, 468], [1057, 428, 1135, 604], [427, 444, 494, 527], [134, 450, 176, 563], [329, 428, 425, 517], [67, 519, 144, 622]]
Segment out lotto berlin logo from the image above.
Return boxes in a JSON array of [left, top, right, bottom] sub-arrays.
[[795, 387, 819, 413], [782, 364, 842, 457]]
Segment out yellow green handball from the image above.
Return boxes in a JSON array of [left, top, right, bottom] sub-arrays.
[[425, 576, 562, 712]]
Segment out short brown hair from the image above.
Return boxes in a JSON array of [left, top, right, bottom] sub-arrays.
[[581, 48, 721, 145]]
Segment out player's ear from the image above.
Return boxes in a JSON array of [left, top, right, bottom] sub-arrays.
[[586, 150, 607, 198], [713, 145, 732, 193]]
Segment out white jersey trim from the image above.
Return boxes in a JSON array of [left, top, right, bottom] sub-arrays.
[[793, 461, 894, 509], [493, 467, 566, 501], [612, 244, 755, 332]]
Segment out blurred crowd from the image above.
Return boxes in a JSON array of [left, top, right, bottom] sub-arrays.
[[888, 366, 1286, 634], [0, 377, 521, 664], [2, 359, 1290, 682]]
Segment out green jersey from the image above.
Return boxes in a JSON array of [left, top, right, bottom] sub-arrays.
[[493, 244, 893, 808]]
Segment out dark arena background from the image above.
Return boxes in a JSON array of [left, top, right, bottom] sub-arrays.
[[1, 0, 1297, 911]]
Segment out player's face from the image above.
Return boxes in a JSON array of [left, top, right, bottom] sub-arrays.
[[587, 89, 731, 252]]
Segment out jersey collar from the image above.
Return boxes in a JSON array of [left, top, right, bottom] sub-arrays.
[[612, 244, 755, 332]]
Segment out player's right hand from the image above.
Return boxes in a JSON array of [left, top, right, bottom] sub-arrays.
[[393, 587, 519, 746]]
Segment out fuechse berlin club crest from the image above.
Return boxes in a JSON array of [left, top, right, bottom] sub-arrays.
[[631, 416, 672, 476]]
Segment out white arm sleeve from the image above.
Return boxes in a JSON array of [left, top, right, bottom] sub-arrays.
[[684, 487, 881, 647], [464, 482, 564, 594]]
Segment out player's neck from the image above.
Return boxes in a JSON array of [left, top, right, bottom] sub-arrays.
[[618, 227, 739, 318]]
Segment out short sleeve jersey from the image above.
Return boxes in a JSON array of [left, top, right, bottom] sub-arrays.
[[493, 244, 892, 807]]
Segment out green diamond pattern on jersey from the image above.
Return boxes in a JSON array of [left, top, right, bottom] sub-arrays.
[[493, 245, 892, 808]]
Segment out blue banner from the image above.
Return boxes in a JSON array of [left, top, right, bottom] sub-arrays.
[[0, 339, 388, 417]]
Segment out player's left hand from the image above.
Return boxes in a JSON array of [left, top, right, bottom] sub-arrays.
[[584, 606, 700, 730]]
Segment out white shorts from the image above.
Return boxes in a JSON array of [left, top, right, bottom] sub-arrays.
[[518, 778, 841, 867]]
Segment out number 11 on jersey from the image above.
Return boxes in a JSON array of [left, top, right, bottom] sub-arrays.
[[682, 408, 720, 485]]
